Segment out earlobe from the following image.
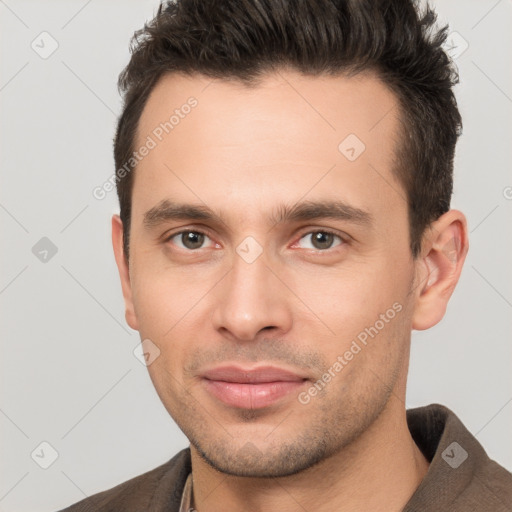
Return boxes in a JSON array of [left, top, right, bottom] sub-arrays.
[[412, 210, 469, 331], [111, 215, 139, 331]]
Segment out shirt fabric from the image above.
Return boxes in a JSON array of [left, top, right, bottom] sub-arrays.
[[58, 404, 512, 511], [179, 473, 192, 512]]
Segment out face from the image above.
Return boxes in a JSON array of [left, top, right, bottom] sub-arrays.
[[117, 70, 422, 477]]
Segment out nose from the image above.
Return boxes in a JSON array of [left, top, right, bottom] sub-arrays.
[[211, 251, 293, 342]]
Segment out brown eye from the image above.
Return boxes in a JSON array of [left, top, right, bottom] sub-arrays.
[[298, 231, 342, 250], [170, 231, 210, 250], [182, 232, 204, 249]]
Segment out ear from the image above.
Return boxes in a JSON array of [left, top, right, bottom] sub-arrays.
[[112, 215, 139, 331], [412, 210, 469, 331]]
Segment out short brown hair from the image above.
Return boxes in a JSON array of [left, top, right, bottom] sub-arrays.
[[114, 0, 462, 258]]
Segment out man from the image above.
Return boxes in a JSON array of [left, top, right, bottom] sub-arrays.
[[60, 0, 512, 510]]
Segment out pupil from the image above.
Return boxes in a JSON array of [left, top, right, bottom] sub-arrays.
[[312, 232, 333, 249], [182, 232, 204, 249]]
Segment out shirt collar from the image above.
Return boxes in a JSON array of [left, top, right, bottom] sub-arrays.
[[179, 472, 193, 512]]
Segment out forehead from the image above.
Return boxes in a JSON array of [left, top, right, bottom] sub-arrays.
[[133, 69, 406, 227]]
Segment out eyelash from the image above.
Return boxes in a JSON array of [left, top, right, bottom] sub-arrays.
[[164, 228, 347, 252], [292, 229, 346, 251]]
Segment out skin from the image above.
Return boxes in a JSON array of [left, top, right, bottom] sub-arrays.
[[112, 69, 468, 512]]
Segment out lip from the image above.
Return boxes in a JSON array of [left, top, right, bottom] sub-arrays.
[[200, 365, 309, 409]]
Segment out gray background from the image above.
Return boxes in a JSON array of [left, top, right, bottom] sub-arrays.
[[1, 1, 511, 510]]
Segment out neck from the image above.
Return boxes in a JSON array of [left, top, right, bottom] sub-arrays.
[[189, 398, 430, 512]]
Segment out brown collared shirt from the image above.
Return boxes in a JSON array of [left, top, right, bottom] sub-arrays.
[[179, 473, 193, 512], [59, 404, 512, 511]]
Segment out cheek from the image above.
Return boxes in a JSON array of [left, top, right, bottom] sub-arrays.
[[130, 256, 211, 337], [289, 263, 397, 318], [284, 256, 413, 353]]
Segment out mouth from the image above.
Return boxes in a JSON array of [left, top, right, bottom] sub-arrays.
[[200, 365, 309, 409]]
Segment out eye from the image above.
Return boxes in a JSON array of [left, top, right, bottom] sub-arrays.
[[296, 231, 343, 250], [168, 230, 215, 250]]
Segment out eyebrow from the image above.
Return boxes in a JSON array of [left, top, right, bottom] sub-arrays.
[[143, 199, 373, 229], [272, 200, 373, 227], [143, 200, 215, 228]]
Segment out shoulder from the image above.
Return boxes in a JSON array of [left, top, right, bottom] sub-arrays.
[[405, 404, 512, 511], [57, 448, 191, 512], [459, 450, 512, 510]]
